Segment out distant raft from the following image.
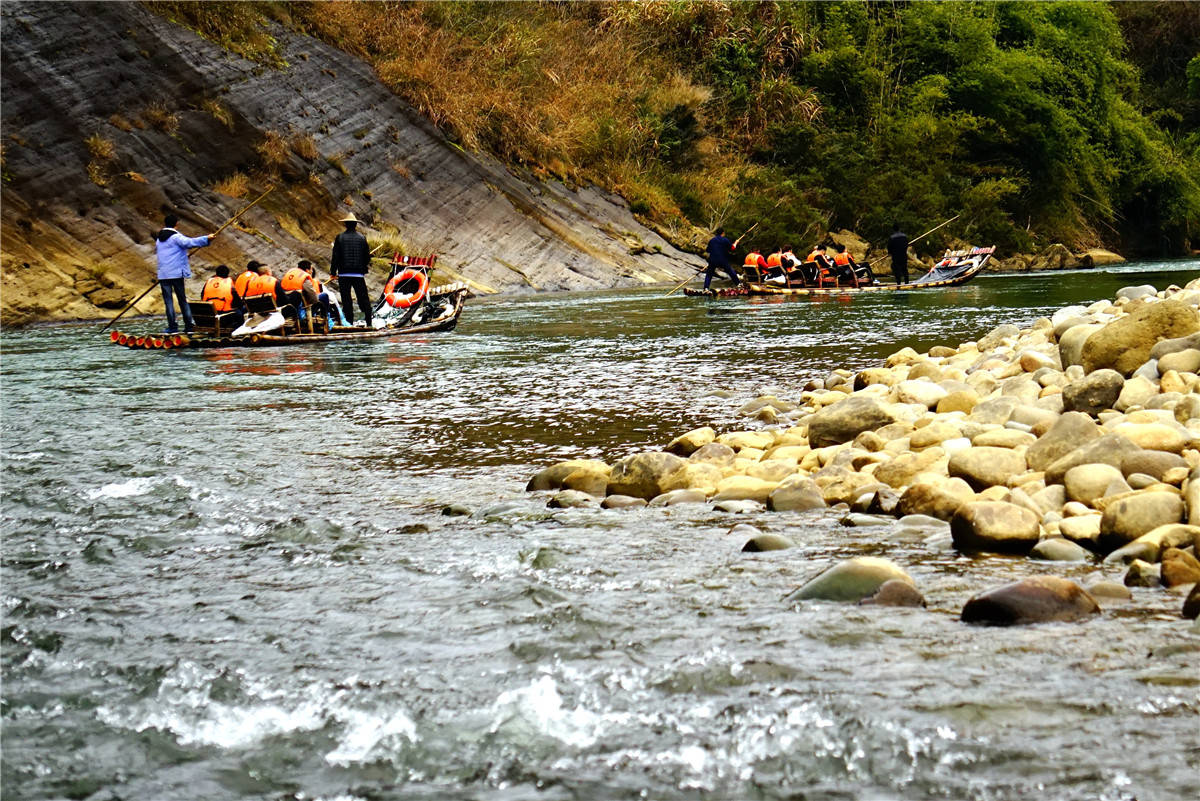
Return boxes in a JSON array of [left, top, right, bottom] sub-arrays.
[[742, 246, 995, 296]]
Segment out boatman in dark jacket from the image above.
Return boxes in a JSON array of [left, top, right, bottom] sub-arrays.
[[887, 223, 910, 285], [703, 227, 739, 292], [330, 212, 372, 327]]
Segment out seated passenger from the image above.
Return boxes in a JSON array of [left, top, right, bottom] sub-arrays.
[[742, 250, 768, 282], [779, 247, 804, 285], [765, 249, 785, 280], [234, 261, 260, 299], [244, 263, 284, 304], [280, 259, 333, 329], [832, 244, 870, 286], [200, 264, 245, 330], [804, 245, 834, 285]]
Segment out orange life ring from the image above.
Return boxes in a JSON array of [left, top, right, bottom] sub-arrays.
[[384, 269, 429, 308]]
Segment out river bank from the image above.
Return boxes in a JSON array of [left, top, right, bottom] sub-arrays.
[[527, 276, 1200, 623]]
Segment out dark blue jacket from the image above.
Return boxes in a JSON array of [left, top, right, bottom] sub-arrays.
[[705, 234, 734, 267]]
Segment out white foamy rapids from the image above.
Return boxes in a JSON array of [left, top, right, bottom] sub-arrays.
[[87, 477, 160, 499], [489, 674, 603, 749], [96, 662, 417, 763]]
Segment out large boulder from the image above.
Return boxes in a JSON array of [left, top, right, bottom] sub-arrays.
[[806, 396, 899, 448], [1062, 369, 1125, 415], [961, 576, 1100, 625], [1081, 299, 1200, 376], [1025, 412, 1102, 471], [1098, 490, 1185, 552], [606, 452, 689, 500], [948, 447, 1028, 490], [951, 501, 1041, 553], [784, 557, 914, 603]]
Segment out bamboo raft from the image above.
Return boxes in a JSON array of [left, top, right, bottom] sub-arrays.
[[743, 246, 994, 296], [110, 285, 467, 350]]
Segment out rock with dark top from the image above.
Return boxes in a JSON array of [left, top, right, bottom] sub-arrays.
[[1123, 559, 1161, 587], [742, 533, 795, 552], [961, 576, 1100, 625], [1062, 369, 1125, 415], [601, 494, 647, 510], [859, 579, 926, 607], [806, 396, 899, 448], [548, 490, 595, 509], [606, 452, 688, 500], [951, 501, 1041, 554], [666, 427, 716, 456], [527, 459, 610, 491], [1183, 583, 1200, 619], [441, 503, 472, 517]]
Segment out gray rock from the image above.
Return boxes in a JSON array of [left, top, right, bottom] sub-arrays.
[[961, 576, 1100, 625], [1099, 491, 1185, 552], [978, 323, 1020, 351], [648, 488, 708, 507], [948, 446, 1028, 490], [602, 494, 648, 510], [714, 499, 763, 514], [1132, 359, 1160, 381], [1123, 559, 1161, 587], [1026, 412, 1102, 472], [688, 442, 737, 466], [1044, 434, 1142, 485], [1150, 331, 1200, 361], [785, 557, 915, 603], [858, 579, 926, 607], [1030, 538, 1092, 561], [607, 452, 689, 500], [1121, 450, 1187, 481], [767, 476, 826, 513], [806, 396, 900, 448], [742, 533, 795, 552], [1062, 369, 1125, 415], [441, 503, 472, 517], [1082, 299, 1200, 376], [1157, 348, 1200, 375], [1115, 284, 1158, 302], [548, 490, 596, 509], [951, 501, 1042, 554]]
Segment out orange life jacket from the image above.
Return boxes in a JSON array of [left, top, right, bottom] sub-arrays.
[[744, 252, 763, 268], [234, 271, 256, 298], [246, 273, 277, 298], [833, 252, 851, 266], [280, 267, 310, 293], [766, 253, 783, 268], [805, 249, 822, 263], [201, 277, 234, 312]]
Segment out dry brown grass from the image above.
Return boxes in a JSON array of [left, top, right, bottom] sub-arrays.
[[87, 161, 108, 186], [255, 130, 290, 168], [109, 114, 134, 132], [142, 102, 179, 135], [290, 133, 319, 161], [212, 172, 250, 198], [201, 98, 234, 130], [85, 134, 116, 161]]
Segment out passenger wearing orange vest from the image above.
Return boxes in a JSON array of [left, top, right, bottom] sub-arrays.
[[742, 250, 768, 281], [234, 261, 259, 299], [200, 265, 245, 329], [764, 249, 784, 280], [779, 247, 803, 285], [803, 245, 833, 284], [244, 264, 285, 304], [832, 243, 874, 285], [279, 259, 333, 329]]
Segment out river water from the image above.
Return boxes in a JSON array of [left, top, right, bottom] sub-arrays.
[[3, 261, 1199, 801]]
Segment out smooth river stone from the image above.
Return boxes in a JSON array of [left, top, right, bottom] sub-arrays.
[[1121, 450, 1188, 481], [1161, 547, 1200, 587], [527, 459, 610, 491], [742, 533, 795, 552], [648, 489, 708, 507], [547, 489, 596, 508], [1115, 374, 1159, 411], [961, 576, 1100, 625], [712, 476, 779, 503], [948, 446, 1028, 490], [859, 579, 926, 607], [1062, 369, 1125, 416], [718, 431, 775, 451], [806, 396, 901, 448], [689, 442, 736, 467], [606, 452, 689, 500], [1081, 299, 1200, 376], [898, 479, 975, 521], [1044, 434, 1142, 485], [602, 494, 647, 510], [951, 501, 1041, 554], [1063, 463, 1129, 506], [1025, 412, 1102, 471], [785, 557, 915, 603], [1111, 422, 1190, 454], [767, 475, 825, 512], [1099, 491, 1186, 552], [1030, 538, 1092, 562]]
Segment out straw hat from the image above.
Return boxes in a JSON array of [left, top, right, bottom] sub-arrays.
[[339, 212, 361, 224]]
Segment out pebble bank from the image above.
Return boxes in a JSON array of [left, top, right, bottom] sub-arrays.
[[527, 278, 1200, 624]]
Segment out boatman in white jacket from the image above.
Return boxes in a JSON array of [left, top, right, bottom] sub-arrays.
[[155, 213, 216, 334]]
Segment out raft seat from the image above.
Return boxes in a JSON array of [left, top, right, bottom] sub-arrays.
[[187, 301, 240, 336]]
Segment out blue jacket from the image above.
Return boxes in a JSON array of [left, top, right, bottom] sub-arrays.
[[155, 229, 210, 279], [705, 234, 734, 267]]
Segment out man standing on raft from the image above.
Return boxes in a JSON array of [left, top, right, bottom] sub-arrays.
[[330, 212, 372, 327], [703, 227, 740, 292], [887, 223, 910, 285], [155, 213, 216, 334]]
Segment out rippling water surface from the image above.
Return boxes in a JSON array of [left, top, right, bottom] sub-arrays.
[[4, 262, 1200, 801]]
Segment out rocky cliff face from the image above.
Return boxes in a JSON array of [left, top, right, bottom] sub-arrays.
[[0, 2, 700, 325]]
